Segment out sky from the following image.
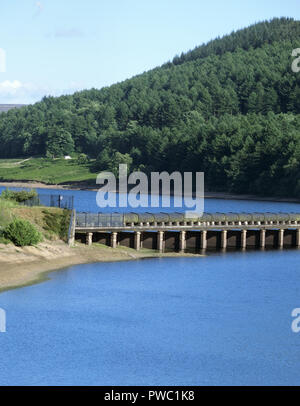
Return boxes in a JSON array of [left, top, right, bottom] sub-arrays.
[[0, 0, 299, 104]]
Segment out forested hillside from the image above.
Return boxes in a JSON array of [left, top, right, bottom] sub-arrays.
[[0, 17, 299, 196]]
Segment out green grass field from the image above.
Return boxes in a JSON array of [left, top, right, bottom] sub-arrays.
[[0, 157, 98, 185]]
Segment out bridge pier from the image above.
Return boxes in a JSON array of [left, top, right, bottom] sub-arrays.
[[86, 232, 93, 246], [111, 232, 117, 249], [179, 230, 186, 253], [221, 230, 227, 249], [278, 229, 284, 248], [297, 229, 300, 247], [201, 230, 207, 250], [134, 231, 141, 251], [241, 229, 247, 249], [260, 229, 266, 248], [157, 231, 164, 252]]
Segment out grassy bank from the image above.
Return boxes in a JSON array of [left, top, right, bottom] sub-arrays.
[[0, 195, 71, 244], [0, 157, 98, 185]]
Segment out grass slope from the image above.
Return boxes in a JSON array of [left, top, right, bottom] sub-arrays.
[[0, 197, 71, 243], [0, 157, 98, 184]]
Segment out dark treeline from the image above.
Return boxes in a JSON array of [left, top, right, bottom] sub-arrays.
[[0, 17, 299, 196]]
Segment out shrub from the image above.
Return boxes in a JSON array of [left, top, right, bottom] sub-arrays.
[[0, 229, 10, 244], [77, 153, 89, 165], [4, 218, 42, 247], [1, 189, 38, 203]]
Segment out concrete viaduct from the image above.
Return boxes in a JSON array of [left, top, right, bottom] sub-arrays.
[[70, 212, 300, 253]]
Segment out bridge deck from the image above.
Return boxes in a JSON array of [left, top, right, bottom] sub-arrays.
[[71, 212, 300, 252]]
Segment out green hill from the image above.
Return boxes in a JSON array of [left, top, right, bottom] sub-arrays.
[[0, 17, 299, 196]]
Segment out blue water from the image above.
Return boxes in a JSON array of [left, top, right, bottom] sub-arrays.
[[1, 251, 300, 385], [1, 188, 300, 385], [1, 185, 300, 213]]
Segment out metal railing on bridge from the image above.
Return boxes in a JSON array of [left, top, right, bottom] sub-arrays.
[[21, 194, 74, 210], [75, 211, 300, 229], [76, 212, 125, 228]]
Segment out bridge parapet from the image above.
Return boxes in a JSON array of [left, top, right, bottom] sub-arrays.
[[75, 212, 300, 229]]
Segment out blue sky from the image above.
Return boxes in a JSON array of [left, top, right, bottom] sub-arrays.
[[0, 0, 299, 104]]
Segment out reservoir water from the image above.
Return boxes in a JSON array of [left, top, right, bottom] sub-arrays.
[[2, 185, 300, 213], [1, 187, 300, 385]]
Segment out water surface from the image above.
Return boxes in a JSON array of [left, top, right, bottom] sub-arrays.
[[1, 250, 300, 385], [1, 185, 300, 213]]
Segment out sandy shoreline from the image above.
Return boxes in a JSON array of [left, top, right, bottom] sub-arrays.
[[0, 241, 204, 294], [1, 180, 299, 203]]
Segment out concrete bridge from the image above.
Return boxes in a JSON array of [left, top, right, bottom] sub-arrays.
[[70, 212, 300, 252]]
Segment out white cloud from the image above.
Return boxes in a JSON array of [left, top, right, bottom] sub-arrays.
[[0, 80, 28, 93], [0, 80, 37, 103], [0, 79, 85, 104]]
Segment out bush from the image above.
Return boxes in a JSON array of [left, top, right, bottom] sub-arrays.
[[1, 189, 38, 203], [4, 218, 42, 247], [77, 153, 89, 165], [0, 229, 10, 244]]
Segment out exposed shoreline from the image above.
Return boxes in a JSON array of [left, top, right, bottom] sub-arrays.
[[1, 180, 300, 203], [0, 241, 204, 294]]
